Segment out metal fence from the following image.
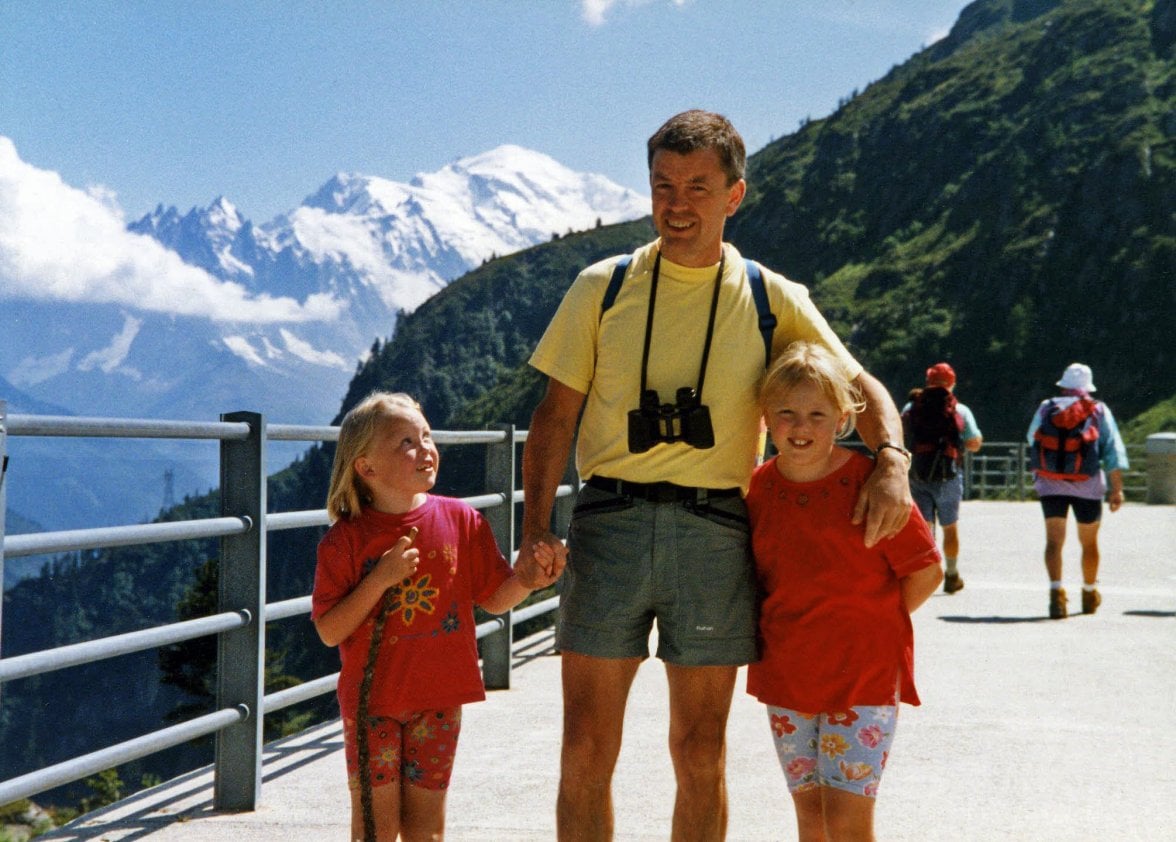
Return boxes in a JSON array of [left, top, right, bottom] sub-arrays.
[[965, 441, 1149, 500], [0, 406, 1156, 813], [0, 402, 575, 811]]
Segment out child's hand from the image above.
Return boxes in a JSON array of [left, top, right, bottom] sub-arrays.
[[374, 529, 419, 588], [516, 539, 567, 589]]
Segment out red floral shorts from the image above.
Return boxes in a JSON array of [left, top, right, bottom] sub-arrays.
[[343, 706, 462, 791]]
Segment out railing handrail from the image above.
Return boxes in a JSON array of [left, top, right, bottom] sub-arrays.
[[0, 403, 570, 813]]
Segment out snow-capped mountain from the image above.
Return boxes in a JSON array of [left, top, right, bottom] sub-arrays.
[[1, 145, 648, 531]]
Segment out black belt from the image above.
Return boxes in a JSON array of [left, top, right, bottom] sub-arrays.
[[586, 475, 741, 504]]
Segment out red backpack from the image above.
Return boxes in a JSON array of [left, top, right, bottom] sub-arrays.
[[902, 387, 965, 481], [1031, 397, 1102, 480]]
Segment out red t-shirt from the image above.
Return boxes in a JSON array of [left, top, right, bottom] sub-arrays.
[[746, 451, 940, 713], [311, 495, 512, 717]]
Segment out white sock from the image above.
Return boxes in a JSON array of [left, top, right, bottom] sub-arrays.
[[945, 557, 958, 576], [1050, 580, 1063, 590], [1083, 582, 1098, 592]]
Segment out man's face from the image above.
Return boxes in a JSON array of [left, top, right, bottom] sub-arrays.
[[649, 148, 745, 268]]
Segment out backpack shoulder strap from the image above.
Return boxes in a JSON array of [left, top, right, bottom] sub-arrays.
[[745, 259, 777, 366], [599, 254, 777, 366], [600, 254, 632, 318]]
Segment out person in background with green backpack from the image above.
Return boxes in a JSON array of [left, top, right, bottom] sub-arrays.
[[1027, 363, 1128, 619], [901, 362, 983, 595]]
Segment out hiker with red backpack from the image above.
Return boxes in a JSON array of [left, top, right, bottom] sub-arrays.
[[1027, 363, 1128, 619], [901, 362, 983, 594]]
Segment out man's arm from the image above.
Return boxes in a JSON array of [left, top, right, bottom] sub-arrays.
[[518, 377, 585, 569], [850, 370, 913, 547]]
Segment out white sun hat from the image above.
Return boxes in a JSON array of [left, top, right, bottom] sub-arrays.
[[1056, 362, 1096, 392]]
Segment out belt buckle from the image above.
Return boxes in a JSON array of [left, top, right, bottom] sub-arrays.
[[647, 482, 679, 503]]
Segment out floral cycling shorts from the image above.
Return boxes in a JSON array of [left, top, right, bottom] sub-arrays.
[[766, 703, 898, 798], [344, 706, 462, 792]]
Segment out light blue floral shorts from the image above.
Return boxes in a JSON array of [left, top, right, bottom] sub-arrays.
[[766, 703, 899, 798]]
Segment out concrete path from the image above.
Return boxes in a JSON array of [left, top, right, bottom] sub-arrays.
[[42, 501, 1176, 841]]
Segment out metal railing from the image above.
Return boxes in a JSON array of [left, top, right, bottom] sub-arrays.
[[0, 401, 576, 810], [965, 441, 1148, 500]]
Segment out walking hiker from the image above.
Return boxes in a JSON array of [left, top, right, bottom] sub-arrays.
[[312, 391, 563, 841], [748, 342, 942, 842], [518, 109, 913, 841], [901, 362, 983, 593], [1027, 363, 1128, 619]]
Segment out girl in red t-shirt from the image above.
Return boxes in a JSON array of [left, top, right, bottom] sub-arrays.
[[747, 343, 942, 842], [312, 391, 563, 841]]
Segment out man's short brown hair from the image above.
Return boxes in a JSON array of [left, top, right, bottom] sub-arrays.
[[647, 109, 746, 186]]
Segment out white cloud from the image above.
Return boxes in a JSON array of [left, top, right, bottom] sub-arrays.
[[222, 336, 268, 367], [77, 313, 142, 374], [0, 136, 345, 324], [581, 0, 689, 27], [9, 348, 75, 388], [280, 328, 350, 369]]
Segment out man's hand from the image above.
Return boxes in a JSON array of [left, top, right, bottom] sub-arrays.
[[515, 532, 568, 589], [851, 449, 913, 547]]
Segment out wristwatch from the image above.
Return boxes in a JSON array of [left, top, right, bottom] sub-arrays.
[[875, 442, 912, 462]]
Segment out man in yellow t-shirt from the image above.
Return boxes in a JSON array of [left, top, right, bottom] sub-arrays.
[[518, 110, 912, 840]]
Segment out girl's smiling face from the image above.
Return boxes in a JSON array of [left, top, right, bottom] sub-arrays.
[[354, 407, 439, 512], [763, 379, 848, 483]]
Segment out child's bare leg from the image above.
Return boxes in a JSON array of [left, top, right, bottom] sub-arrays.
[[400, 781, 448, 841], [821, 786, 876, 842], [350, 783, 401, 842], [791, 788, 828, 842]]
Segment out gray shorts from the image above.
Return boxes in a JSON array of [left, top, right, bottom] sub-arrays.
[[556, 482, 758, 666], [910, 474, 963, 528]]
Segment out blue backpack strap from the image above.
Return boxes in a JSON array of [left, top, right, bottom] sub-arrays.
[[600, 254, 632, 318], [600, 254, 776, 366], [745, 259, 776, 366]]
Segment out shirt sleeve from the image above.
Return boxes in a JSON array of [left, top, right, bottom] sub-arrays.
[[466, 508, 514, 605], [958, 403, 982, 441], [884, 505, 942, 579], [528, 258, 614, 394], [1098, 403, 1129, 471], [311, 526, 356, 621]]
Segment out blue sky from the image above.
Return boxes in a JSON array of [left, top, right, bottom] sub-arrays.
[[3, 0, 972, 223]]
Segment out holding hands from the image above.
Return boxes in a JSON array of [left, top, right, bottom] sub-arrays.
[[515, 537, 567, 590]]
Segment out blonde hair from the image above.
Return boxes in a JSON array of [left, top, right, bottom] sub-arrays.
[[759, 342, 866, 439], [326, 391, 424, 522]]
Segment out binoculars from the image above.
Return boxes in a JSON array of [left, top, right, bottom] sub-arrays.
[[627, 387, 715, 453]]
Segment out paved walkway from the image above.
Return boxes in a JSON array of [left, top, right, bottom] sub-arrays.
[[42, 501, 1176, 841]]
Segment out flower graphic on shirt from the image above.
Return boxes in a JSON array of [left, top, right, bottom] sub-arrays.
[[820, 733, 850, 759], [387, 574, 439, 625]]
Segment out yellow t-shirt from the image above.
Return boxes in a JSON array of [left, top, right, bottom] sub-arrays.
[[529, 240, 862, 493]]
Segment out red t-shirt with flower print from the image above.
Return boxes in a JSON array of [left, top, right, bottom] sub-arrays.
[[311, 495, 512, 718], [746, 451, 940, 713]]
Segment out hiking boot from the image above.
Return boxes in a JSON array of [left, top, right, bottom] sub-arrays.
[[1049, 588, 1068, 620], [1082, 588, 1102, 615], [943, 572, 964, 594]]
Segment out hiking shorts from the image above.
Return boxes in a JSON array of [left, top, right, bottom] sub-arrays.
[[1039, 495, 1102, 524], [344, 707, 462, 791], [910, 474, 963, 528], [766, 703, 899, 798], [556, 481, 758, 666]]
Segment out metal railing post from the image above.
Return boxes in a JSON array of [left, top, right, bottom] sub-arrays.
[[214, 411, 267, 810], [481, 424, 514, 689]]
